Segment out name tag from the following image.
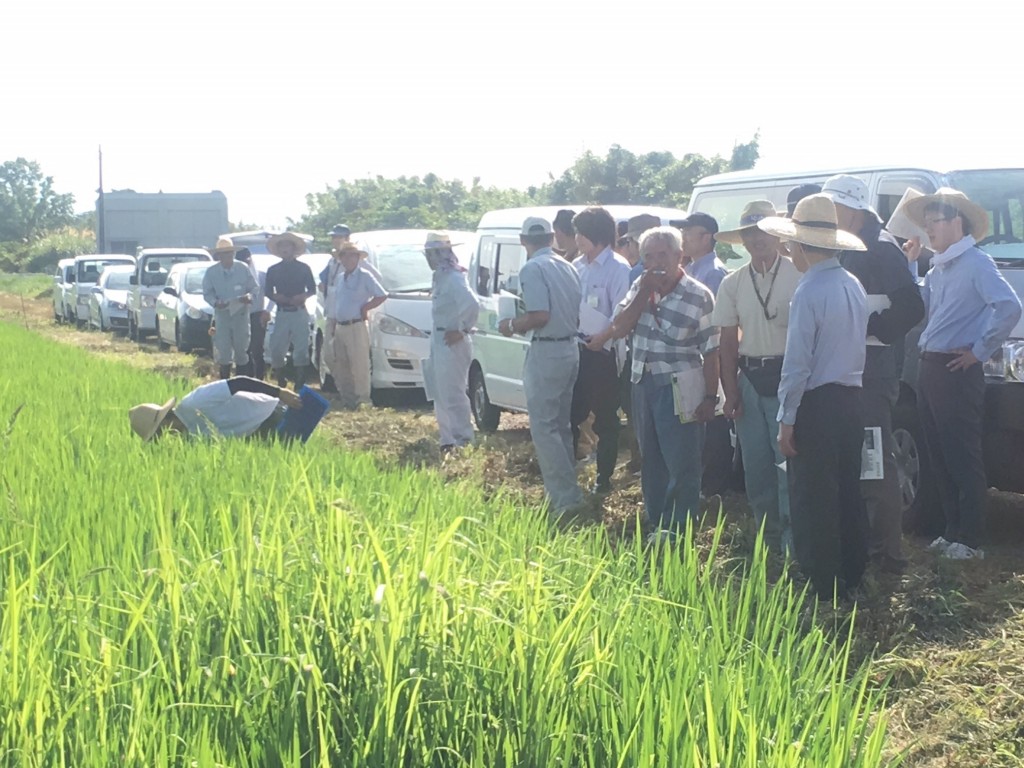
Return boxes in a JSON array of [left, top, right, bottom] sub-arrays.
[[586, 295, 599, 308]]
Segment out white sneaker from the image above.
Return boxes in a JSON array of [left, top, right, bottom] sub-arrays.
[[942, 542, 985, 560], [927, 536, 953, 553], [645, 529, 676, 547]]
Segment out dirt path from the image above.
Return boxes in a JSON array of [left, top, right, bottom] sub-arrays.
[[5, 289, 1024, 765]]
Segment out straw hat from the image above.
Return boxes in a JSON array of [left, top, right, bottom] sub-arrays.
[[756, 194, 866, 251], [209, 237, 244, 258], [129, 397, 176, 442], [423, 231, 460, 250], [903, 187, 989, 241], [715, 201, 778, 245], [266, 232, 308, 257]]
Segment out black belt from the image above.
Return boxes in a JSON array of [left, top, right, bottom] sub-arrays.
[[920, 351, 959, 362], [739, 355, 783, 369], [336, 318, 362, 326], [533, 336, 573, 342]]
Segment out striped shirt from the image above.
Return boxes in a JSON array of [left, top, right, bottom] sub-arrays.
[[620, 273, 719, 385]]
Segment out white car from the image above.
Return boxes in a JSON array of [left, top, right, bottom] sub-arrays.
[[312, 230, 476, 401], [154, 262, 215, 352], [52, 258, 75, 323], [87, 264, 135, 332], [69, 254, 135, 326], [128, 248, 213, 341], [466, 205, 689, 431]]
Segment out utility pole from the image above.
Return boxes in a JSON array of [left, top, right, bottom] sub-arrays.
[[97, 146, 105, 253]]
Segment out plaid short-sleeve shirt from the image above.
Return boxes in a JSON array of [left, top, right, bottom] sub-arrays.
[[622, 273, 719, 386]]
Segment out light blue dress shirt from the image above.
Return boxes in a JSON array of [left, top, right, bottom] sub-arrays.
[[688, 250, 728, 297], [333, 267, 386, 322], [777, 257, 868, 425], [919, 241, 1021, 362], [431, 266, 479, 333], [572, 246, 631, 320]]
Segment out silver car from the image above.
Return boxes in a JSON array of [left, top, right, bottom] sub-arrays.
[[154, 262, 215, 353], [87, 265, 135, 332]]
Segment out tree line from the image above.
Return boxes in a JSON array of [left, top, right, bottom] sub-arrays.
[[0, 136, 758, 272]]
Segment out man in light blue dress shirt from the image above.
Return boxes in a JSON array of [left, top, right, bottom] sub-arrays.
[[904, 189, 1022, 560], [760, 194, 869, 601]]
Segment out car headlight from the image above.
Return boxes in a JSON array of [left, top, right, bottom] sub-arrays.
[[108, 301, 127, 310], [1007, 342, 1024, 382], [141, 295, 157, 308], [376, 314, 427, 338], [186, 306, 204, 320]]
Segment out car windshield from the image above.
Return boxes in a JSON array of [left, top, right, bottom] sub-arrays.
[[371, 241, 472, 292], [947, 170, 1024, 265], [140, 255, 207, 286], [105, 271, 132, 290], [182, 267, 210, 294], [78, 258, 133, 283]]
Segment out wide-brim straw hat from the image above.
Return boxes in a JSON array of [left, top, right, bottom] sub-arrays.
[[715, 200, 778, 245], [129, 397, 176, 442], [209, 237, 245, 258], [903, 187, 989, 241], [267, 232, 308, 257], [423, 231, 461, 250], [756, 194, 866, 251]]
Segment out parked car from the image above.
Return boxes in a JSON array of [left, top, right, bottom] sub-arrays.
[[466, 205, 689, 431], [128, 248, 212, 341], [312, 230, 476, 401], [69, 254, 135, 326], [52, 258, 75, 323], [154, 262, 215, 352], [688, 165, 1024, 530], [87, 264, 135, 332]]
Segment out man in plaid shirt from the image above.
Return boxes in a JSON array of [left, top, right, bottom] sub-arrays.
[[596, 226, 720, 537]]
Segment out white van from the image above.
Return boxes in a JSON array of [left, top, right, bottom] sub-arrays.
[[467, 204, 690, 431], [688, 165, 1024, 527], [52, 258, 76, 323], [128, 248, 213, 341], [69, 254, 135, 326]]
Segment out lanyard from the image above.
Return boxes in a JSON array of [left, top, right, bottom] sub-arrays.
[[748, 257, 781, 322]]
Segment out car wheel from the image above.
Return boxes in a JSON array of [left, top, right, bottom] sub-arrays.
[[893, 401, 940, 534], [176, 321, 193, 353], [99, 311, 107, 332], [156, 318, 170, 350], [314, 330, 337, 393], [469, 364, 501, 432], [65, 306, 74, 324]]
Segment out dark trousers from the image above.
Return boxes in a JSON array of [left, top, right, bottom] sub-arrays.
[[789, 384, 868, 600], [702, 415, 735, 495], [917, 355, 987, 548], [248, 313, 267, 380], [861, 376, 903, 561], [571, 347, 621, 484]]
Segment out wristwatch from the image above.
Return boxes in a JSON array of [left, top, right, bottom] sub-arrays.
[[704, 394, 720, 404]]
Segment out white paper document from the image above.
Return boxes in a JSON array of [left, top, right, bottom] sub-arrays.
[[887, 187, 932, 250], [579, 304, 612, 346], [670, 367, 707, 423], [860, 426, 884, 480]]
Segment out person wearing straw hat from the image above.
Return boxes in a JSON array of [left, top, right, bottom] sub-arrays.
[[820, 174, 925, 574], [129, 377, 303, 441], [758, 194, 869, 600], [203, 238, 259, 379], [424, 231, 479, 452], [903, 188, 1021, 560], [264, 232, 317, 388], [713, 200, 801, 553], [328, 242, 387, 409], [499, 216, 584, 515], [234, 248, 270, 380]]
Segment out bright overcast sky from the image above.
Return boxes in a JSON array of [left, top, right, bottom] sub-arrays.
[[3, 0, 1021, 229]]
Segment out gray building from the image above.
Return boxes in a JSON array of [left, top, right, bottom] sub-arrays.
[[96, 190, 229, 253]]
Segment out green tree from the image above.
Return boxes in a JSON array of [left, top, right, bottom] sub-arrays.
[[0, 158, 75, 243]]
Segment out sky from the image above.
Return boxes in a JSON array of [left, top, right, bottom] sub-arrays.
[[3, 0, 1023, 229]]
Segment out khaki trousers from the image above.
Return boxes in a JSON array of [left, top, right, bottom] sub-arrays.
[[330, 320, 372, 408]]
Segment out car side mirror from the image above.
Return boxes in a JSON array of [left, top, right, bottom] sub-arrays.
[[163, 287, 178, 298], [91, 286, 103, 294], [129, 274, 138, 285]]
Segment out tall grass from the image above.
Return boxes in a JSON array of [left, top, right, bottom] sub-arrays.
[[0, 272, 53, 298], [0, 322, 891, 766]]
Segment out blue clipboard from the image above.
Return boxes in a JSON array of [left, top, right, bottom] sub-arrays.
[[276, 386, 330, 443]]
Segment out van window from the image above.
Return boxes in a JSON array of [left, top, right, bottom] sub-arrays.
[[692, 184, 791, 265], [476, 238, 497, 296], [876, 176, 937, 224], [495, 243, 527, 296], [951, 169, 1024, 262], [77, 258, 133, 283], [140, 254, 207, 286]]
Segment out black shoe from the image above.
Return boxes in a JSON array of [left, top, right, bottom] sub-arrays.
[[592, 478, 612, 495], [219, 365, 232, 379]]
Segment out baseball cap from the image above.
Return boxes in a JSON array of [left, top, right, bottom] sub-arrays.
[[520, 216, 553, 236]]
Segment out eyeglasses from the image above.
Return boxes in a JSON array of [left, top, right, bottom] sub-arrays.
[[617, 237, 633, 248]]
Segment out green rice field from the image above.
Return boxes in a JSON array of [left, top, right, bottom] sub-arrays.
[[0, 321, 891, 766]]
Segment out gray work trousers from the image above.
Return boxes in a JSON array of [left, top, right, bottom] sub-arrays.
[[861, 375, 903, 561], [430, 334, 474, 447], [212, 308, 250, 366], [268, 309, 311, 369], [524, 340, 583, 512]]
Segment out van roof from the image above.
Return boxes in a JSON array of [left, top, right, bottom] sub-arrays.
[[74, 253, 134, 262], [138, 248, 212, 257], [349, 229, 475, 243], [476, 204, 690, 231], [693, 165, 1024, 188]]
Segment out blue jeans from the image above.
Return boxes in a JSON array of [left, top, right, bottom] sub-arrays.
[[633, 371, 704, 531], [736, 372, 792, 553]]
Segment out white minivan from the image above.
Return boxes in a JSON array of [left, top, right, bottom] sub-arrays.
[[128, 248, 213, 341], [466, 204, 690, 431], [688, 165, 1024, 528], [69, 254, 135, 326]]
